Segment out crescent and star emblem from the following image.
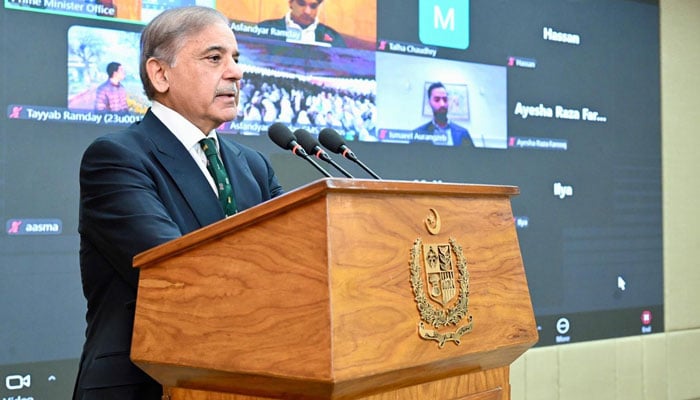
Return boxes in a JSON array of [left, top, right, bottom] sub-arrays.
[[425, 208, 441, 235]]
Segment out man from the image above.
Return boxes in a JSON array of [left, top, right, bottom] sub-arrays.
[[414, 82, 474, 147], [258, 0, 346, 47], [94, 61, 129, 112], [73, 7, 283, 400]]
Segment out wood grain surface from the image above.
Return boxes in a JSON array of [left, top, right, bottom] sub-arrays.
[[131, 179, 536, 399]]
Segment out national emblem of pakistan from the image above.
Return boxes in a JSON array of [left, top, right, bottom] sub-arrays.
[[410, 208, 473, 348]]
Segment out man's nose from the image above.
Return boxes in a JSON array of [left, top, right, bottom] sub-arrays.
[[224, 59, 243, 79]]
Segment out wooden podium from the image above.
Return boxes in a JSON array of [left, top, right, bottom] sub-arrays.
[[131, 178, 538, 400]]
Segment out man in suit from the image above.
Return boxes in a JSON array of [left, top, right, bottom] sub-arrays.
[[414, 82, 474, 147], [258, 0, 346, 47], [73, 6, 283, 400]]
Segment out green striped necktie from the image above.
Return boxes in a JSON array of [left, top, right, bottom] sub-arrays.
[[200, 137, 237, 216]]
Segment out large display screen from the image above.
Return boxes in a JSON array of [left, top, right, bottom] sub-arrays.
[[0, 0, 662, 398]]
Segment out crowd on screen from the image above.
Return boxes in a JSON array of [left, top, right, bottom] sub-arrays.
[[234, 71, 378, 141]]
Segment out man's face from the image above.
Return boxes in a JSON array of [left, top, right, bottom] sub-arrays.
[[429, 86, 449, 117], [159, 22, 243, 133], [114, 66, 125, 82], [289, 0, 321, 27]]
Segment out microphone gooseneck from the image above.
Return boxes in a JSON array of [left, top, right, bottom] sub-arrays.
[[318, 128, 381, 180], [267, 123, 332, 178], [294, 129, 354, 179]]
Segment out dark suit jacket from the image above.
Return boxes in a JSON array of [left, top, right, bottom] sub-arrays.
[[257, 17, 346, 47], [414, 121, 474, 147], [73, 110, 283, 397]]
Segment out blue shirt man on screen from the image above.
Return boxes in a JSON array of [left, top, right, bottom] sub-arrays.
[[414, 82, 473, 147]]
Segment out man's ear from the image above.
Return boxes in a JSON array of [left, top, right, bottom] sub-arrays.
[[146, 57, 169, 94]]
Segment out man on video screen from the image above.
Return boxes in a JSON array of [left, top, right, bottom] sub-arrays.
[[94, 61, 129, 112], [258, 0, 346, 47], [414, 82, 473, 147]]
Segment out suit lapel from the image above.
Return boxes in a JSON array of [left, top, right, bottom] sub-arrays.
[[140, 112, 225, 227]]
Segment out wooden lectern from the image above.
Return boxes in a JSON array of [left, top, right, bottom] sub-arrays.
[[132, 178, 538, 400]]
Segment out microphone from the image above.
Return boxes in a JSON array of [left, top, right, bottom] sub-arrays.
[[293, 129, 354, 179], [318, 128, 382, 180], [267, 123, 332, 178], [268, 122, 308, 157]]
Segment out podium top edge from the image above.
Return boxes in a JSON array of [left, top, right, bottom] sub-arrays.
[[310, 178, 519, 196], [133, 178, 519, 268]]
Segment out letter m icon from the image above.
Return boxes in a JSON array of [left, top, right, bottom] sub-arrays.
[[418, 0, 470, 50]]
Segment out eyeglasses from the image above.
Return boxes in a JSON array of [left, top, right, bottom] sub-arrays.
[[295, 0, 320, 10]]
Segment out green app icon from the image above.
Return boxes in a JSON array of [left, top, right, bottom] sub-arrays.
[[419, 0, 470, 50]]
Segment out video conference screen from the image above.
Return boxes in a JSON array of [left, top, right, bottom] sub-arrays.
[[1, 0, 661, 398]]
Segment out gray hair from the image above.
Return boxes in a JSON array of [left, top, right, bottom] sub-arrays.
[[139, 6, 230, 100]]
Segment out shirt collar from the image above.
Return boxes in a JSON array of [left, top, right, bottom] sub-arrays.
[[431, 120, 454, 131], [150, 101, 218, 150], [284, 11, 319, 34]]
